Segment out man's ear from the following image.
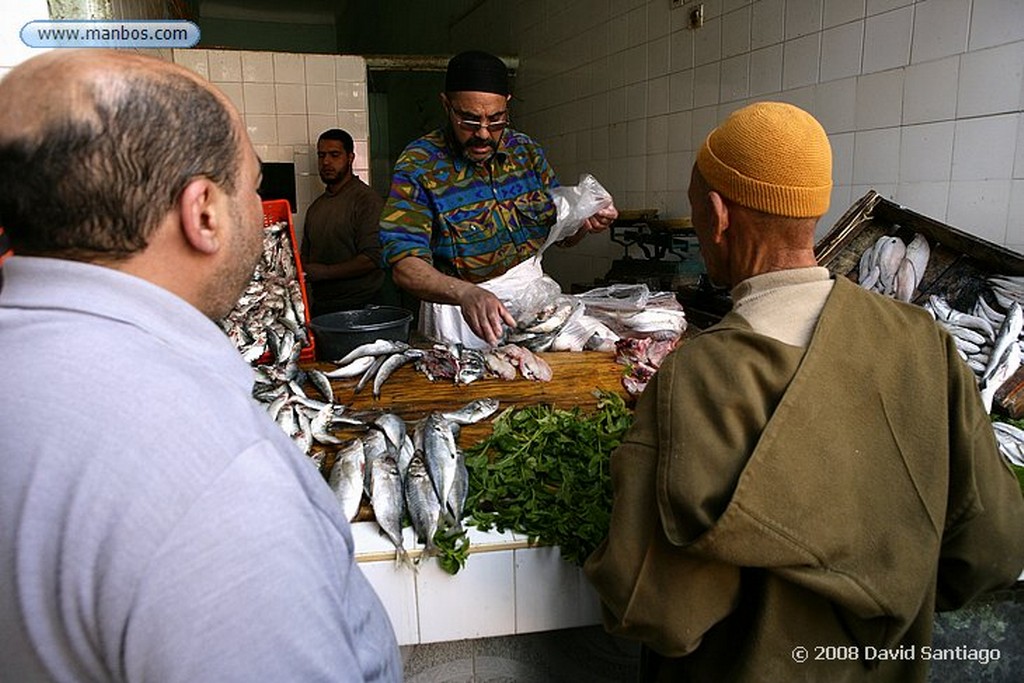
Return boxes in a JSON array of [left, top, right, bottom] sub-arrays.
[[708, 190, 730, 244], [178, 177, 223, 255]]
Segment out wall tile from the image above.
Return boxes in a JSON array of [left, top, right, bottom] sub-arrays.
[[628, 5, 647, 47], [862, 7, 913, 73], [273, 52, 305, 84], [275, 83, 306, 116], [337, 56, 365, 81], [647, 153, 669, 191], [609, 86, 628, 124], [667, 149, 693, 189], [417, 551, 515, 643], [213, 82, 245, 116], [174, 49, 209, 79], [830, 132, 856, 186], [824, 0, 865, 28], [669, 26, 694, 72], [902, 56, 959, 125], [277, 115, 308, 145], [208, 50, 242, 82], [648, 0, 672, 40], [243, 83, 276, 115], [609, 50, 628, 89], [947, 180, 1012, 243], [853, 127, 900, 184], [956, 42, 1024, 118], [952, 114, 1019, 181], [668, 110, 693, 152], [627, 82, 648, 120], [304, 54, 335, 84], [900, 121, 955, 182], [360, 560, 418, 645], [1008, 180, 1024, 243], [820, 184, 854, 237], [783, 33, 821, 90], [785, 0, 823, 40], [338, 81, 368, 113], [241, 50, 274, 82], [722, 7, 751, 58], [720, 54, 749, 102], [911, 0, 969, 64], [693, 63, 721, 108], [668, 69, 694, 112], [649, 36, 671, 79], [648, 75, 670, 116], [691, 105, 721, 150], [513, 547, 602, 634], [896, 181, 950, 222], [750, 44, 784, 96], [866, 0, 914, 14], [777, 85, 816, 115], [627, 118, 647, 154], [751, 0, 785, 49], [590, 92, 610, 128], [304, 83, 335, 116], [610, 13, 630, 54], [694, 16, 723, 66], [1016, 114, 1024, 179], [855, 69, 903, 129], [815, 77, 857, 134], [308, 114, 339, 143], [626, 45, 647, 84], [820, 22, 864, 82], [244, 115, 278, 146], [626, 155, 647, 192], [969, 0, 1024, 51]]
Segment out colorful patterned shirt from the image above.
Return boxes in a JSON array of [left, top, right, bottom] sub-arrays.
[[379, 128, 559, 284]]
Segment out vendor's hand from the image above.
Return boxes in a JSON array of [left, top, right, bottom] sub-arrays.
[[458, 285, 516, 346], [582, 203, 618, 234]]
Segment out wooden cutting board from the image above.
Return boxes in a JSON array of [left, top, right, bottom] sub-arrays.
[[305, 350, 633, 447]]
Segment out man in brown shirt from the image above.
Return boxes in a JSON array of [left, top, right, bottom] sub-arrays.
[[301, 128, 385, 316]]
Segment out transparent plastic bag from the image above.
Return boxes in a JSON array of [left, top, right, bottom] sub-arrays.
[[576, 283, 651, 313], [534, 173, 614, 258]]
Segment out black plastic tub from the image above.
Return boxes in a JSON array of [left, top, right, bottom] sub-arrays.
[[309, 306, 413, 362]]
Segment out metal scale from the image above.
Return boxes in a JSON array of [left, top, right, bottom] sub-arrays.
[[601, 209, 705, 291]]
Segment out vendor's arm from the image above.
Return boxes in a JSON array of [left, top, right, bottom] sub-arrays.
[[304, 189, 384, 283], [304, 254, 377, 282], [391, 255, 515, 345], [558, 202, 619, 248]]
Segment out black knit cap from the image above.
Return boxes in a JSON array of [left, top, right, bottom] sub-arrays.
[[444, 50, 509, 95]]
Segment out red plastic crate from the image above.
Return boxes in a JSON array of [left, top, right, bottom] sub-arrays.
[[262, 199, 315, 362]]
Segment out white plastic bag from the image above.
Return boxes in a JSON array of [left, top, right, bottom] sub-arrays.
[[534, 173, 614, 259]]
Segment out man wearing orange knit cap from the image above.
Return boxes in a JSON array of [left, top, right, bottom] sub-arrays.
[[586, 102, 1024, 682]]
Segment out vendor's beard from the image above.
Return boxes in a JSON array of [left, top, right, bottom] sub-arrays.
[[450, 124, 498, 161]]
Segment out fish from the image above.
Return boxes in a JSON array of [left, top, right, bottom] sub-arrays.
[[322, 355, 376, 379], [495, 344, 553, 381], [310, 404, 344, 445], [306, 368, 334, 403], [369, 455, 411, 567], [874, 237, 907, 295], [523, 299, 577, 334], [483, 349, 518, 380], [981, 302, 1024, 388], [373, 412, 407, 453], [929, 295, 996, 338], [422, 412, 460, 508], [442, 398, 501, 425], [903, 233, 930, 284], [372, 349, 422, 398], [893, 258, 917, 302], [327, 439, 365, 522], [361, 429, 390, 496], [860, 264, 881, 291], [416, 346, 460, 381], [335, 339, 410, 366], [292, 407, 313, 455], [445, 448, 469, 532], [404, 451, 442, 556], [455, 347, 488, 385], [398, 434, 415, 480], [974, 294, 1006, 326], [993, 422, 1024, 467], [980, 341, 1022, 413], [354, 355, 388, 395], [857, 243, 876, 284]]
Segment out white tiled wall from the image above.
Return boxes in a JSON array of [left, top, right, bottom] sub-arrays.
[[504, 0, 1024, 287], [171, 49, 371, 241], [354, 523, 602, 646]]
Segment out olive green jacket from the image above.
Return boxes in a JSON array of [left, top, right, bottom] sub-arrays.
[[585, 276, 1024, 682]]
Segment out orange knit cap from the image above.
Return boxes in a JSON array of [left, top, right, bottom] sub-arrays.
[[696, 102, 832, 218]]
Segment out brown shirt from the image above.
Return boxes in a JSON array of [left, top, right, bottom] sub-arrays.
[[301, 176, 384, 314]]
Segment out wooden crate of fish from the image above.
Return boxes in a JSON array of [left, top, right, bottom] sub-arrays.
[[219, 199, 314, 365], [816, 191, 1024, 448]]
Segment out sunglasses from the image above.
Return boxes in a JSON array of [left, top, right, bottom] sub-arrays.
[[449, 109, 510, 133]]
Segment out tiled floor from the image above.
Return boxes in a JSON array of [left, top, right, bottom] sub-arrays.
[[400, 626, 641, 683]]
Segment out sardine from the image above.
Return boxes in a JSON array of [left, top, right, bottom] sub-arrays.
[[455, 347, 488, 385], [398, 434, 415, 480], [354, 355, 388, 395], [483, 349, 518, 380], [328, 440, 365, 522], [310, 404, 344, 445], [361, 429, 390, 496], [523, 299, 576, 334], [993, 422, 1024, 467], [857, 243, 876, 284], [322, 355, 376, 379], [903, 233, 930, 285], [496, 344, 553, 381], [306, 368, 334, 403], [860, 264, 881, 291], [445, 448, 468, 532], [422, 412, 459, 507], [442, 398, 501, 425], [335, 339, 410, 366], [982, 302, 1024, 388], [370, 455, 411, 567], [372, 350, 422, 398], [373, 412, 407, 454], [404, 451, 441, 556], [980, 342, 1021, 413]]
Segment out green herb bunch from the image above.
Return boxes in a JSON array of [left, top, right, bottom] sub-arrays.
[[463, 391, 633, 567]]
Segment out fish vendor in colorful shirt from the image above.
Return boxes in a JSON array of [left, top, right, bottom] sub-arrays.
[[584, 102, 1024, 683], [379, 50, 618, 346]]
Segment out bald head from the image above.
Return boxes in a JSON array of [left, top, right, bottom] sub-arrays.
[[0, 49, 243, 260]]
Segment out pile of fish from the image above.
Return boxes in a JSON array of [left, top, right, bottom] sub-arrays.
[[577, 284, 687, 344], [219, 219, 310, 364], [325, 399, 500, 566], [858, 232, 931, 302], [323, 339, 553, 395]]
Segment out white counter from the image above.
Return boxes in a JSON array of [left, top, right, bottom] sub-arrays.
[[351, 522, 603, 646]]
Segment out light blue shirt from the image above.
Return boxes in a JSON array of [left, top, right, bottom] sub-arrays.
[[0, 256, 400, 682]]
